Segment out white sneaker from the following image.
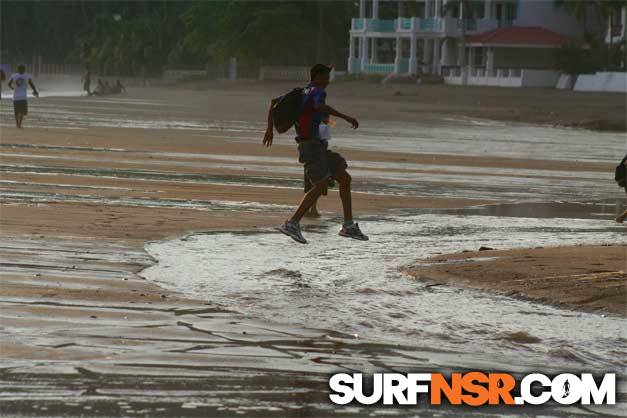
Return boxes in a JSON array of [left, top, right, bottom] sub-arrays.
[[278, 220, 307, 244]]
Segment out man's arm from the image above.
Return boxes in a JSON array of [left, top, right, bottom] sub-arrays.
[[7, 78, 13, 90], [318, 104, 358, 129], [29, 79, 39, 96], [263, 100, 275, 147]]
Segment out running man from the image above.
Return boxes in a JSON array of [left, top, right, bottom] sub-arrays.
[[8, 65, 38, 128], [263, 64, 368, 244]]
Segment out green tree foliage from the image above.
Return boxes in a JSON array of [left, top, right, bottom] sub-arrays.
[[181, 1, 355, 66], [1, 0, 357, 75], [554, 42, 599, 74], [553, 0, 627, 70]]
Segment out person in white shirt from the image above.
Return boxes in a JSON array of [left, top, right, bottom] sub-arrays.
[[8, 65, 38, 128]]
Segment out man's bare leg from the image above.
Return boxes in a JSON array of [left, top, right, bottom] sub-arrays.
[[290, 182, 325, 224], [305, 196, 321, 217], [616, 210, 627, 223], [336, 169, 353, 223]]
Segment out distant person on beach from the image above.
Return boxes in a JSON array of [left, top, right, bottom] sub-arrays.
[[104, 80, 112, 94], [304, 114, 334, 218], [615, 155, 627, 223], [140, 65, 147, 87], [113, 79, 125, 94], [93, 79, 105, 96], [0, 67, 5, 97], [263, 64, 368, 243], [82, 66, 91, 95], [7, 64, 38, 128]]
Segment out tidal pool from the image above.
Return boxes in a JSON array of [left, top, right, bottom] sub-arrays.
[[142, 213, 626, 373]]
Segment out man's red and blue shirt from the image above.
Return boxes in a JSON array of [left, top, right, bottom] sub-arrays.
[[294, 84, 326, 142]]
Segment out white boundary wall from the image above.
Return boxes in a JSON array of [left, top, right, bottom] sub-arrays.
[[444, 69, 559, 88], [521, 70, 560, 87], [574, 72, 627, 93], [259, 66, 336, 81], [163, 70, 207, 81], [556, 74, 575, 90]]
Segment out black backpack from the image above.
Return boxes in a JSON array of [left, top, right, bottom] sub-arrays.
[[615, 155, 627, 188], [271, 88, 304, 133]]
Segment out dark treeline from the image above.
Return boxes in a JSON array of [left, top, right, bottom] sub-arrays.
[[0, 1, 357, 76]]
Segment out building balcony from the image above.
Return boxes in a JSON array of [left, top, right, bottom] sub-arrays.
[[350, 17, 512, 36], [348, 59, 410, 74], [606, 24, 625, 44], [605, 6, 625, 44], [351, 17, 444, 34], [351, 18, 397, 32], [457, 19, 477, 32], [363, 63, 396, 73]]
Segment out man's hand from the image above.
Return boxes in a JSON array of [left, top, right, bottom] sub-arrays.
[[32, 90, 39, 97], [344, 116, 359, 129], [263, 128, 274, 147], [318, 104, 359, 130]]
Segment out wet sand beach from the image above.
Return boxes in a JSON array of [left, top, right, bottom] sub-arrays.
[[404, 244, 626, 316], [0, 83, 625, 417]]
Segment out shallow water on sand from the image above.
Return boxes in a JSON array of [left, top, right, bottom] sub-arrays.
[[3, 92, 626, 376], [1, 94, 625, 162], [143, 214, 626, 372], [342, 117, 626, 162]]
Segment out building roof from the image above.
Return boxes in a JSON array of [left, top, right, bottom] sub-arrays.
[[465, 26, 568, 48]]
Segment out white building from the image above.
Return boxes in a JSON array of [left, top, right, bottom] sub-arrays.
[[606, 3, 625, 45], [348, 0, 584, 87]]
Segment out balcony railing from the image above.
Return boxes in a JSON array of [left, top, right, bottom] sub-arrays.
[[352, 17, 442, 33], [351, 18, 398, 32], [611, 24, 624, 37], [400, 17, 412, 30], [351, 17, 505, 34], [423, 18, 440, 31], [471, 67, 484, 77], [364, 63, 395, 73], [442, 66, 462, 77], [370, 19, 397, 32], [349, 58, 362, 73], [457, 19, 477, 31], [442, 66, 526, 80], [399, 58, 409, 73]]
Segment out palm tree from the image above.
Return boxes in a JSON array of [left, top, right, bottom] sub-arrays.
[[554, 0, 622, 70], [554, 0, 589, 31]]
